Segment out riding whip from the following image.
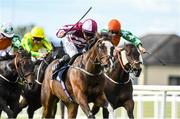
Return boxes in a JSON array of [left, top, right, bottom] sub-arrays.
[[65, 7, 92, 35], [145, 51, 166, 66]]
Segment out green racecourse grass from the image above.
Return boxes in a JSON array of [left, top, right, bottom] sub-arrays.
[[1, 102, 180, 119]]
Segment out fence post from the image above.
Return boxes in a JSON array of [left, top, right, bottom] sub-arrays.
[[171, 93, 177, 119], [137, 94, 143, 119], [161, 91, 167, 119], [154, 94, 160, 119]]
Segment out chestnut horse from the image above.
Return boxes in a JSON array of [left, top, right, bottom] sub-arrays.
[[91, 44, 142, 118], [0, 48, 35, 118], [41, 36, 115, 118]]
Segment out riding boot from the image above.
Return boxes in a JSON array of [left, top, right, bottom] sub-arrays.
[[54, 54, 70, 72]]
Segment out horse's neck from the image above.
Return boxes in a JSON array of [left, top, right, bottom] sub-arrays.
[[111, 58, 129, 81], [35, 61, 47, 83], [82, 47, 101, 74]]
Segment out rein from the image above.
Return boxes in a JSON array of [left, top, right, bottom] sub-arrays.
[[0, 74, 11, 82], [70, 52, 110, 77], [35, 59, 49, 85], [103, 48, 131, 85], [103, 73, 131, 85]]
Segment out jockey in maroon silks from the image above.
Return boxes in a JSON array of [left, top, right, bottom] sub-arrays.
[[55, 19, 98, 68]]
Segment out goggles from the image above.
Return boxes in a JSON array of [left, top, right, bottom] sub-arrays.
[[83, 31, 95, 37], [109, 30, 119, 35], [33, 37, 43, 42]]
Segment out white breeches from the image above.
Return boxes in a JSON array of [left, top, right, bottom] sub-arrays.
[[0, 46, 13, 57], [61, 39, 79, 58]]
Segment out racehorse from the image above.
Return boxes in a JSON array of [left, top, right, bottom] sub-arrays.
[[0, 48, 35, 118], [41, 35, 115, 118], [91, 44, 142, 119], [16, 45, 64, 118]]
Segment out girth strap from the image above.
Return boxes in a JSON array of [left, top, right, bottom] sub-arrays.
[[57, 76, 73, 102]]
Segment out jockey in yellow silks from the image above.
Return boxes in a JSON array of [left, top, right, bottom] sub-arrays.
[[21, 26, 52, 59]]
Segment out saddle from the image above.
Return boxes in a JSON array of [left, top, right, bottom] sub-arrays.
[[52, 53, 82, 82]]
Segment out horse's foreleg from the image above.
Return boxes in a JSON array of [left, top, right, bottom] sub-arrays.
[[102, 108, 109, 119], [95, 93, 115, 119], [60, 101, 65, 119], [0, 99, 14, 118], [42, 96, 58, 118], [65, 102, 78, 119], [1, 105, 14, 118], [91, 105, 100, 115], [77, 93, 94, 118], [15, 97, 28, 116], [124, 99, 134, 119], [27, 107, 35, 119]]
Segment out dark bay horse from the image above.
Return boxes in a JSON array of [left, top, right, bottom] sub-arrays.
[[91, 44, 142, 119], [41, 36, 115, 118], [16, 45, 64, 118], [0, 49, 35, 118]]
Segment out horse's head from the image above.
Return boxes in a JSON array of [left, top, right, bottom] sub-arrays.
[[51, 42, 65, 59], [15, 48, 35, 89], [123, 44, 142, 77], [95, 34, 115, 72]]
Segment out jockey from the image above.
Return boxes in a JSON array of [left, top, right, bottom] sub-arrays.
[[0, 23, 19, 60], [21, 26, 52, 61], [55, 18, 98, 68], [101, 19, 146, 53]]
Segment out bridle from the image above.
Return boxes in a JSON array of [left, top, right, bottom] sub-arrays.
[[115, 47, 141, 73], [71, 40, 114, 76], [14, 53, 34, 83], [104, 47, 141, 85]]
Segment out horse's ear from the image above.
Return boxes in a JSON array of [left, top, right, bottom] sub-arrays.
[[51, 42, 55, 50]]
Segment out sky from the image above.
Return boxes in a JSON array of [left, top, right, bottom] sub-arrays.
[[0, 0, 180, 44]]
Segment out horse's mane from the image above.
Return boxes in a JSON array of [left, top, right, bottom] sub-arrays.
[[87, 32, 112, 51]]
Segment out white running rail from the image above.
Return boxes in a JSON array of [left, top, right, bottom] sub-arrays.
[[1, 85, 180, 119], [133, 85, 180, 119]]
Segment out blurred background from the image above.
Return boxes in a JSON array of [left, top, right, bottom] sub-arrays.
[[0, 0, 180, 43], [1, 0, 180, 118]]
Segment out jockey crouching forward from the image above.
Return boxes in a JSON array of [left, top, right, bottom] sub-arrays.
[[101, 19, 146, 78], [0, 23, 17, 60], [21, 26, 52, 62], [55, 19, 98, 70], [21, 26, 53, 83]]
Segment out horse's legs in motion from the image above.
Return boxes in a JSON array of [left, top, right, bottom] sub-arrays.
[[42, 95, 58, 118], [76, 92, 94, 118], [15, 97, 28, 116], [124, 99, 134, 119], [91, 105, 100, 116], [64, 102, 78, 119], [92, 106, 109, 119], [27, 106, 35, 119], [95, 93, 114, 119], [60, 101, 65, 119], [0, 98, 14, 118], [102, 108, 109, 119], [0, 109, 2, 118]]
